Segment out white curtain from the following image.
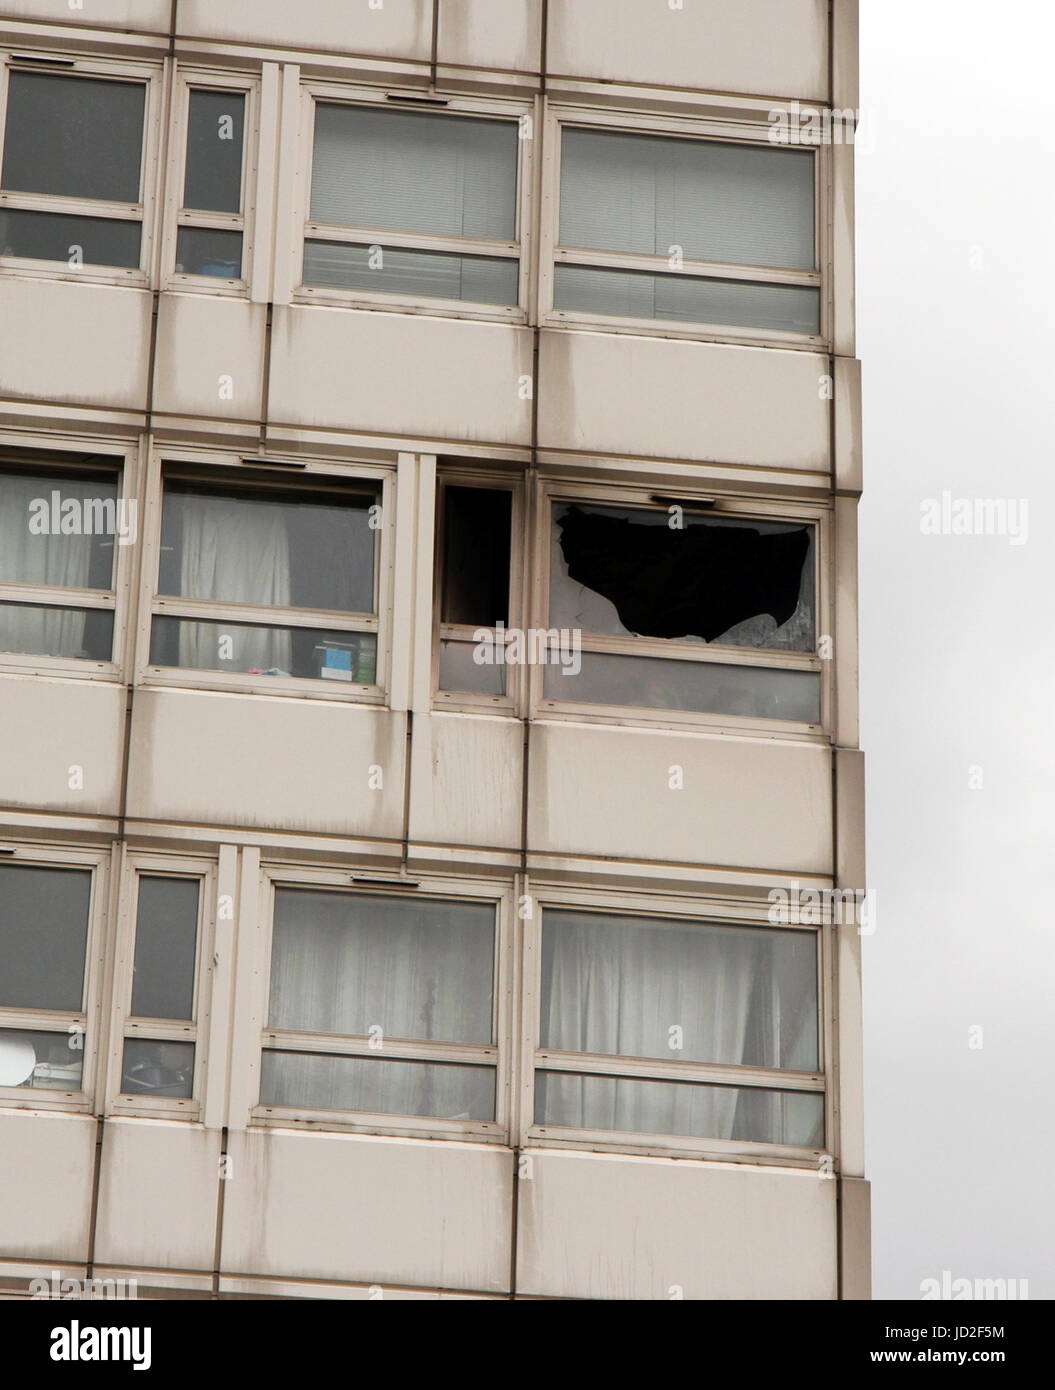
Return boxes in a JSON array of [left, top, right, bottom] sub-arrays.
[[263, 890, 496, 1120], [0, 471, 95, 658], [176, 492, 292, 672]]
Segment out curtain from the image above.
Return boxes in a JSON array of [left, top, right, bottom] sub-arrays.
[[0, 471, 95, 658], [175, 492, 292, 672]]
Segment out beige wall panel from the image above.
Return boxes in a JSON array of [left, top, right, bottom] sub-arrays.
[[528, 722, 832, 874], [0, 280, 151, 413], [409, 712, 523, 850], [517, 1149, 837, 1299], [94, 1119, 220, 1273], [178, 0, 431, 59], [126, 688, 406, 838], [153, 294, 266, 424], [268, 306, 534, 446], [537, 329, 829, 470], [438, 0, 542, 74], [0, 1111, 96, 1262], [0, 1, 170, 30], [221, 1129, 512, 1291], [547, 0, 829, 101], [0, 675, 125, 816]]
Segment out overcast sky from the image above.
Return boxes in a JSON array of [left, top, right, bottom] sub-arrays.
[[858, 0, 1055, 1298]]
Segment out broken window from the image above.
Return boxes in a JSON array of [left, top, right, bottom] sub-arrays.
[[436, 482, 513, 698], [546, 500, 820, 723]]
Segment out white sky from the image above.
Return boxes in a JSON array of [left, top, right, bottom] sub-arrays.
[[858, 0, 1055, 1297]]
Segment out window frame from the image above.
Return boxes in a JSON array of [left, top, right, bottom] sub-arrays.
[[0, 51, 162, 287], [532, 477, 831, 738], [161, 69, 259, 297], [539, 103, 829, 350], [248, 865, 514, 1144], [519, 884, 834, 1169], [103, 854, 215, 1123], [431, 467, 526, 715], [292, 83, 534, 324], [0, 843, 110, 1114], [0, 438, 138, 682], [135, 450, 396, 704]]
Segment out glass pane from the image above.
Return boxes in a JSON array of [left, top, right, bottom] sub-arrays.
[[310, 105, 518, 240], [175, 226, 243, 278], [0, 209, 142, 268], [545, 651, 820, 722], [535, 1071, 824, 1147], [0, 864, 92, 1011], [121, 1039, 194, 1099], [0, 602, 113, 661], [540, 910, 818, 1071], [439, 638, 506, 695], [0, 466, 119, 588], [1, 71, 145, 203], [260, 1051, 495, 1122], [551, 504, 815, 651], [268, 890, 495, 1044], [441, 487, 512, 626], [149, 616, 378, 682], [158, 481, 377, 614], [183, 89, 245, 213], [559, 127, 814, 270], [0, 1028, 83, 1092], [131, 877, 200, 1020], [554, 263, 819, 334], [303, 241, 518, 305]]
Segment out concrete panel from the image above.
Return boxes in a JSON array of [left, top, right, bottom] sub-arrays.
[[268, 305, 534, 447], [409, 712, 522, 850], [528, 722, 832, 874], [839, 1175, 871, 1300], [538, 329, 829, 471], [153, 294, 266, 424], [0, 1, 171, 30], [0, 675, 126, 817], [0, 280, 151, 413], [94, 1120, 221, 1273], [126, 687, 406, 838], [221, 1128, 512, 1291], [178, 0, 431, 60], [517, 1148, 837, 1299], [547, 0, 829, 101], [0, 1110, 96, 1263], [438, 0, 542, 74]]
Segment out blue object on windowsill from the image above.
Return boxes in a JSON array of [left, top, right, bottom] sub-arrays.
[[197, 260, 240, 278]]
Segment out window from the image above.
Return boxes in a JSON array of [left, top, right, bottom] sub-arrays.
[[0, 62, 151, 273], [543, 495, 822, 725], [113, 873, 206, 1110], [0, 856, 100, 1102], [435, 480, 515, 700], [257, 885, 502, 1132], [550, 123, 819, 337], [172, 83, 250, 283], [301, 99, 522, 310], [0, 456, 125, 667], [146, 468, 384, 691], [532, 906, 823, 1151]]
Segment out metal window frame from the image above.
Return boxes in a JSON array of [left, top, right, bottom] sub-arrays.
[[292, 81, 535, 324], [134, 446, 397, 705], [161, 68, 260, 297], [538, 102, 831, 351], [103, 853, 216, 1123], [246, 864, 515, 1144], [517, 883, 835, 1170], [0, 51, 163, 287], [529, 475, 833, 739], [0, 842, 111, 1114]]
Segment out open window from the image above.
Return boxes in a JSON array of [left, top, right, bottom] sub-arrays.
[[542, 494, 823, 727], [0, 58, 156, 277]]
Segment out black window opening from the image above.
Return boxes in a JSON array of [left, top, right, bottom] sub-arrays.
[[438, 484, 513, 697]]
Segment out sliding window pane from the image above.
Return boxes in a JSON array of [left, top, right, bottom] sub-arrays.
[[0, 467, 119, 589], [149, 616, 378, 683], [0, 1028, 83, 1091], [303, 240, 518, 305], [0, 209, 141, 268], [183, 90, 245, 213], [175, 226, 242, 278], [120, 1039, 194, 1098], [439, 639, 507, 695], [260, 1051, 495, 1122], [130, 877, 200, 1020], [0, 864, 92, 1011], [0, 602, 113, 662]]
